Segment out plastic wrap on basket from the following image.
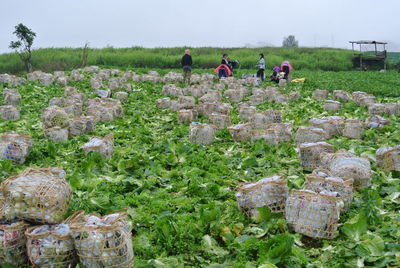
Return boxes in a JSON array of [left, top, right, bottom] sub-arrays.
[[366, 115, 390, 129], [324, 100, 341, 111], [358, 95, 376, 107], [0, 105, 20, 121], [1, 167, 72, 223], [303, 173, 353, 213], [178, 109, 196, 124], [69, 116, 96, 136], [224, 89, 245, 103], [251, 128, 280, 145], [299, 142, 334, 170], [367, 103, 386, 115], [0, 220, 29, 266], [285, 190, 341, 239], [208, 113, 231, 130], [296, 126, 327, 144], [320, 150, 372, 189], [178, 96, 196, 109], [26, 221, 77, 268], [376, 145, 400, 172], [3, 91, 21, 106], [199, 91, 222, 104], [114, 91, 129, 102], [333, 90, 350, 102], [239, 106, 256, 122], [70, 211, 134, 268], [44, 127, 69, 142], [309, 116, 344, 138], [312, 89, 328, 100], [189, 123, 216, 145], [384, 103, 400, 115], [201, 102, 231, 116], [268, 123, 293, 142], [81, 134, 114, 158], [228, 123, 253, 142], [156, 98, 171, 109], [236, 176, 288, 217], [0, 133, 33, 164], [342, 119, 364, 139]]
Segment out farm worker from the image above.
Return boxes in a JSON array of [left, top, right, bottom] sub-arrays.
[[270, 66, 280, 83], [256, 53, 265, 81], [181, 49, 192, 84], [221, 54, 230, 68], [214, 64, 232, 78], [280, 61, 293, 80]]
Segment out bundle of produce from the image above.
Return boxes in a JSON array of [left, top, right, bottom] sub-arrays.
[[0, 133, 32, 163], [70, 212, 134, 268], [289, 91, 301, 100], [56, 76, 68, 86], [178, 96, 195, 109], [189, 123, 216, 145], [236, 175, 288, 217], [264, 109, 282, 123], [267, 123, 293, 142], [114, 91, 129, 102], [1, 167, 72, 223], [224, 89, 245, 103], [320, 149, 372, 189], [69, 116, 96, 136], [44, 126, 69, 142], [96, 89, 111, 98], [299, 142, 334, 170], [251, 128, 280, 145], [87, 98, 123, 122], [0, 220, 29, 266], [49, 97, 65, 107], [333, 90, 350, 102], [0, 105, 20, 121], [199, 91, 222, 104], [208, 113, 231, 130], [285, 190, 341, 239], [304, 173, 353, 212], [26, 222, 77, 267], [178, 109, 197, 124], [295, 126, 327, 144], [309, 116, 345, 138], [351, 91, 367, 104], [228, 123, 253, 142], [384, 103, 400, 115], [249, 93, 265, 105], [342, 119, 364, 139], [367, 103, 386, 115], [366, 115, 391, 129], [3, 88, 21, 106], [201, 102, 231, 116], [90, 78, 103, 90], [121, 84, 132, 92], [107, 78, 120, 91], [81, 134, 113, 159], [376, 145, 400, 172], [41, 106, 69, 128], [239, 106, 256, 121], [312, 89, 328, 100], [162, 72, 183, 82], [162, 84, 183, 97], [357, 94, 376, 107], [38, 73, 54, 86], [187, 85, 207, 97], [64, 103, 82, 117], [324, 100, 341, 111], [156, 97, 171, 109], [70, 70, 84, 82], [250, 113, 270, 129]]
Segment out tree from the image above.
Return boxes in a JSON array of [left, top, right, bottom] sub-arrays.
[[282, 35, 298, 47], [9, 23, 36, 72]]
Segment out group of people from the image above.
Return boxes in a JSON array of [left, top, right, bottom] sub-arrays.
[[180, 49, 293, 84]]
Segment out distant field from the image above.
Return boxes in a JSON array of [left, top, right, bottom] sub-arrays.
[[387, 52, 400, 64], [0, 47, 354, 74]]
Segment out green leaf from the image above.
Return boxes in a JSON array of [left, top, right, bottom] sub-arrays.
[[341, 214, 368, 241], [358, 234, 385, 257]]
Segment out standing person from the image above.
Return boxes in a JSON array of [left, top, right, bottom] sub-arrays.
[[181, 49, 192, 84], [256, 53, 265, 81]]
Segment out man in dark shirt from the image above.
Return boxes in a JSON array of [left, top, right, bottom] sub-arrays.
[[181, 49, 192, 84]]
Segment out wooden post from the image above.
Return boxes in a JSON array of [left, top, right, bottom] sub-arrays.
[[359, 44, 363, 70]]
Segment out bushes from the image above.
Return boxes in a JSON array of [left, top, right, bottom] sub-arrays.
[[0, 46, 354, 74]]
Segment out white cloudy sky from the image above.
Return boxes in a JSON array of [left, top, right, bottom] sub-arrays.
[[1, 0, 399, 53]]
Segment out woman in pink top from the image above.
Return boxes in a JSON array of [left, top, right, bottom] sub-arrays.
[[280, 61, 293, 80]]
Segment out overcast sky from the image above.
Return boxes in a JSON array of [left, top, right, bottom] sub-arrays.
[[1, 0, 400, 54]]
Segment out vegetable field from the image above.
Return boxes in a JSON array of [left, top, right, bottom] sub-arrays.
[[0, 69, 399, 267]]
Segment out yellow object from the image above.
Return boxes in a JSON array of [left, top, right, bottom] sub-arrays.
[[291, 78, 306, 83]]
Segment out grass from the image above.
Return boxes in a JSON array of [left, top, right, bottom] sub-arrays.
[[0, 46, 355, 74]]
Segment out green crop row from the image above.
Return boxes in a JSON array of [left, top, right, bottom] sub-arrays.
[[0, 46, 356, 74]]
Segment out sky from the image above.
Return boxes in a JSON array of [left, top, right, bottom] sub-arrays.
[[1, 0, 400, 53]]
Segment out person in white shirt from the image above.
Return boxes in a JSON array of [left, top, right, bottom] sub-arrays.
[[256, 53, 265, 81]]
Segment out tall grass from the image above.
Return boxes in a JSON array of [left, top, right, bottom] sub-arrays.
[[0, 46, 354, 74]]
